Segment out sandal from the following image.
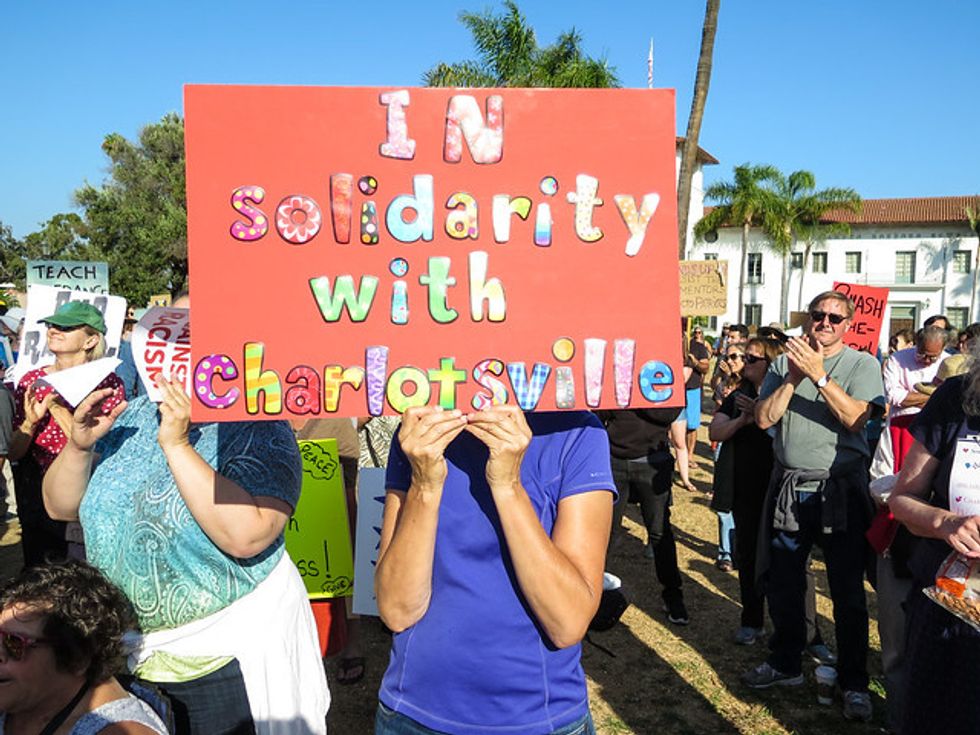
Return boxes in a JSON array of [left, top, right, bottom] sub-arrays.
[[337, 656, 365, 685]]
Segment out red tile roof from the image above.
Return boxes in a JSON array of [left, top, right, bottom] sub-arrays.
[[705, 196, 980, 226], [822, 196, 980, 225], [676, 137, 719, 165]]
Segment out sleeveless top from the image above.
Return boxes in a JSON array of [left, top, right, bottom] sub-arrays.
[[0, 693, 169, 734]]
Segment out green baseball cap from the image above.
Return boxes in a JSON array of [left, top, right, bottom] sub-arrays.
[[40, 301, 107, 335]]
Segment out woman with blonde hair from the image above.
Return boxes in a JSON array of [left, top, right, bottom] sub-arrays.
[[9, 301, 124, 565]]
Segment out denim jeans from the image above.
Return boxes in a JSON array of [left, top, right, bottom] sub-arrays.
[[610, 454, 683, 603], [153, 658, 255, 735], [375, 702, 596, 735], [716, 511, 735, 561], [766, 490, 869, 691]]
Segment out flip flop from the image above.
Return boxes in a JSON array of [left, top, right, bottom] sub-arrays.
[[337, 656, 365, 685]]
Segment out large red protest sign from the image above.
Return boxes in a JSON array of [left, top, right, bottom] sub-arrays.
[[833, 282, 889, 353], [185, 86, 683, 419]]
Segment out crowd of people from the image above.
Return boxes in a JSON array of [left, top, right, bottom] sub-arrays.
[[0, 291, 978, 735]]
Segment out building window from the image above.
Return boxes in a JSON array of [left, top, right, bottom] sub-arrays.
[[845, 252, 862, 273], [744, 304, 762, 326], [895, 252, 916, 284], [948, 307, 969, 330], [704, 252, 718, 261], [812, 252, 828, 273], [790, 253, 803, 269], [953, 250, 971, 274], [747, 253, 763, 284]]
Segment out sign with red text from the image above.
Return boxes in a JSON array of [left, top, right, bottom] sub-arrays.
[[132, 307, 191, 401], [186, 86, 683, 419], [833, 282, 889, 353], [10, 285, 126, 386]]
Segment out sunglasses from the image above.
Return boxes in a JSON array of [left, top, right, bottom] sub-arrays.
[[725, 353, 744, 361], [744, 354, 767, 365], [45, 323, 85, 333], [0, 629, 48, 661], [809, 310, 846, 325]]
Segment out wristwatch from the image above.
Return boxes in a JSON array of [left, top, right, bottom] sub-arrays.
[[816, 374, 831, 389]]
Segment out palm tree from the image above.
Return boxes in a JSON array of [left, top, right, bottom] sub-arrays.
[[694, 164, 781, 322], [423, 1, 618, 88], [677, 0, 721, 258], [763, 171, 862, 323]]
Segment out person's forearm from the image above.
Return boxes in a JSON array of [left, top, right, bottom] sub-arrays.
[[492, 488, 606, 648], [899, 391, 928, 409], [818, 380, 872, 433], [709, 413, 745, 442], [891, 494, 958, 541], [375, 487, 442, 632], [756, 380, 796, 430], [162, 443, 289, 558], [41, 443, 93, 521]]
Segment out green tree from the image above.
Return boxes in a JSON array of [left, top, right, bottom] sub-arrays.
[[677, 0, 721, 258], [74, 112, 187, 306], [763, 171, 861, 322], [0, 214, 94, 289], [423, 1, 618, 88], [0, 220, 21, 285], [694, 163, 782, 322]]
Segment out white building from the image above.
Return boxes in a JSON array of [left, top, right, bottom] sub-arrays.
[[687, 195, 980, 347]]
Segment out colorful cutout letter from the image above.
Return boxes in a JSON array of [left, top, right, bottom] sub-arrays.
[[230, 186, 269, 242], [638, 361, 673, 402], [583, 338, 607, 408], [506, 362, 551, 411], [386, 175, 434, 243], [491, 195, 531, 243], [419, 257, 458, 324], [244, 342, 282, 415], [322, 366, 365, 412], [309, 275, 379, 323], [445, 192, 479, 240], [468, 251, 506, 322], [386, 366, 430, 413], [389, 259, 409, 325], [613, 339, 636, 406], [365, 347, 389, 416], [329, 175, 352, 244], [472, 359, 508, 410], [566, 175, 604, 243], [555, 367, 575, 409], [379, 90, 416, 160], [427, 357, 467, 410], [284, 366, 321, 415], [444, 95, 504, 164], [276, 195, 322, 245], [615, 193, 660, 257], [194, 355, 240, 409]]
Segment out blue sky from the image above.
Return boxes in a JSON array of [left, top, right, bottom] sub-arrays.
[[2, 1, 977, 238]]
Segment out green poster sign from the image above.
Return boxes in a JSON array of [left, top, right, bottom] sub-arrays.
[[284, 438, 354, 599]]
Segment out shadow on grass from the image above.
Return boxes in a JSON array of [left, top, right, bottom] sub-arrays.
[[594, 501, 887, 735]]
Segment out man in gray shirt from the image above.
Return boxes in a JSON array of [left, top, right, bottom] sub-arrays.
[[741, 290, 884, 723]]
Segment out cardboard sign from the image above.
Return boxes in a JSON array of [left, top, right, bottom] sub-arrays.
[[832, 282, 889, 353], [185, 85, 683, 420], [9, 285, 126, 386], [284, 439, 355, 599], [679, 260, 728, 316], [27, 260, 109, 294], [132, 307, 191, 401], [352, 467, 386, 616]]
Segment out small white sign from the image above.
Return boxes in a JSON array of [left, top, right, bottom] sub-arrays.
[[950, 436, 980, 517], [352, 467, 386, 617], [36, 357, 122, 408], [131, 307, 191, 402]]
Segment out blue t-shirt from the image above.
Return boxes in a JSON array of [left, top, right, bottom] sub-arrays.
[[81, 395, 302, 632], [379, 411, 615, 735]]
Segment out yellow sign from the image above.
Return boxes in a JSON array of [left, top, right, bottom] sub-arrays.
[[679, 260, 728, 316], [284, 438, 355, 599]]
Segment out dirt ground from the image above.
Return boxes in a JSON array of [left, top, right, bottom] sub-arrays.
[[0, 427, 888, 734], [324, 425, 888, 735]]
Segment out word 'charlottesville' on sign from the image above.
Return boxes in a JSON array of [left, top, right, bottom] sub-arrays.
[[186, 85, 684, 420]]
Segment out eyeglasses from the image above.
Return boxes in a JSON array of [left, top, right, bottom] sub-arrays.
[[916, 351, 942, 364], [744, 354, 767, 365], [725, 353, 744, 361], [0, 629, 49, 661], [809, 310, 846, 326]]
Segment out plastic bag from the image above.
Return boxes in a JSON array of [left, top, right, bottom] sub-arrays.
[[924, 550, 980, 631]]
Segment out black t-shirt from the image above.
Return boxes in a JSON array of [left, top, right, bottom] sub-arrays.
[[685, 340, 711, 390], [719, 384, 774, 493]]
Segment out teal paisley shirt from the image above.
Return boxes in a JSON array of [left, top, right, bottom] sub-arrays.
[[81, 396, 302, 632]]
